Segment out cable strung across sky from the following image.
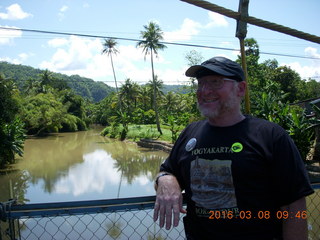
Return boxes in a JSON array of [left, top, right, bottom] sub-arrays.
[[0, 26, 319, 61]]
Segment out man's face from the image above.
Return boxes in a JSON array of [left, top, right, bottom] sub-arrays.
[[196, 75, 243, 120]]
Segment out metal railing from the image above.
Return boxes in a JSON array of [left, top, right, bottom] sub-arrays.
[[0, 195, 185, 240], [1, 184, 319, 240]]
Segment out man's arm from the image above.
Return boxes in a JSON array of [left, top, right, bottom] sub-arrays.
[[153, 172, 187, 230], [280, 197, 308, 240]]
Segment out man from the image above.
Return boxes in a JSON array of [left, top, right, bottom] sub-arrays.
[[153, 56, 314, 240]]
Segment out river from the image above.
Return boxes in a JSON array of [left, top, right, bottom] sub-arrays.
[[0, 126, 168, 204]]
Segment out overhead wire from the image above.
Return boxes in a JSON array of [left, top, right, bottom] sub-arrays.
[[1, 26, 319, 60]]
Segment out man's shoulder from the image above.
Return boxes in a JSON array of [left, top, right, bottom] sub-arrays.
[[186, 119, 209, 131], [245, 115, 287, 134]]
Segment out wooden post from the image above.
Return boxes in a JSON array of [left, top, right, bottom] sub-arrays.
[[236, 0, 251, 114]]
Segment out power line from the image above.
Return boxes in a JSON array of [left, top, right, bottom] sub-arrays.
[[1, 26, 319, 60]]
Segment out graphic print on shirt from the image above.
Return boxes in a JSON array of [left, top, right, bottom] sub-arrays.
[[191, 157, 237, 210]]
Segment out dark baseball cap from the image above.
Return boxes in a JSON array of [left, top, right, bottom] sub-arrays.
[[185, 56, 245, 82]]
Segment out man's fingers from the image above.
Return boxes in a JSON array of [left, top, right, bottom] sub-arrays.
[[159, 204, 166, 228], [173, 204, 181, 227], [165, 206, 173, 230], [153, 202, 159, 222]]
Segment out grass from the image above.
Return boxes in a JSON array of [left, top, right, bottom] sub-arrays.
[[101, 124, 183, 143]]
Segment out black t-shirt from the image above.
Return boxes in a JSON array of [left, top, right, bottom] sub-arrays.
[[160, 116, 314, 239]]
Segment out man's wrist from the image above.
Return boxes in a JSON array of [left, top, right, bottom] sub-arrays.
[[155, 172, 172, 186]]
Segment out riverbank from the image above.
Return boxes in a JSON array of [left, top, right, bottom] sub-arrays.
[[101, 124, 183, 144], [137, 138, 173, 153]]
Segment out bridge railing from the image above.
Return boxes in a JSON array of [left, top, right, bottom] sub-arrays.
[[1, 184, 319, 240]]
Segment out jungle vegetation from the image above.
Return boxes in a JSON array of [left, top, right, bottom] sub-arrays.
[[0, 23, 320, 168]]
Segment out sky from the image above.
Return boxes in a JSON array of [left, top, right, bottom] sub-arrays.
[[0, 0, 319, 87]]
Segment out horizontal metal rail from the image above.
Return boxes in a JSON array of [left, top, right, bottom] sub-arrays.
[[311, 183, 320, 189], [1, 185, 319, 220], [5, 195, 159, 219]]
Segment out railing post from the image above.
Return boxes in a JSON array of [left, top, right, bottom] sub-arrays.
[[0, 200, 17, 240]]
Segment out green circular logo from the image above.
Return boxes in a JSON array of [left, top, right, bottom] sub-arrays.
[[231, 142, 243, 153]]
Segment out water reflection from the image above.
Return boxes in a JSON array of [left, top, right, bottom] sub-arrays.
[[0, 127, 168, 203]]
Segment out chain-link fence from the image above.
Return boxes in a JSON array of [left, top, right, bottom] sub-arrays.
[[0, 195, 185, 240], [1, 184, 319, 240]]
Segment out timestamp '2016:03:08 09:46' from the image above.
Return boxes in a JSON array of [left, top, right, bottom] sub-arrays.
[[208, 210, 308, 220]]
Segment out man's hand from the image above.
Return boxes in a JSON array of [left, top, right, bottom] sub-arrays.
[[153, 174, 187, 230]]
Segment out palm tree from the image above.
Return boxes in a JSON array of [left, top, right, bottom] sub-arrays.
[[146, 75, 164, 110], [102, 38, 121, 107], [140, 85, 152, 111], [137, 22, 167, 135], [120, 78, 141, 111]]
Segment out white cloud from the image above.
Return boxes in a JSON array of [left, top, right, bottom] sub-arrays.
[[48, 38, 69, 47], [0, 26, 22, 45], [0, 56, 20, 64], [0, 4, 32, 20], [205, 12, 229, 28], [164, 12, 228, 43], [39, 35, 190, 86], [0, 52, 32, 64], [18, 53, 29, 61], [40, 36, 150, 84], [60, 5, 68, 12], [58, 5, 68, 21], [281, 47, 320, 80], [164, 18, 201, 42], [305, 47, 320, 60], [40, 36, 101, 72]]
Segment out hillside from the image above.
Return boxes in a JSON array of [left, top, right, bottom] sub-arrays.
[[0, 61, 115, 102], [0, 62, 190, 102]]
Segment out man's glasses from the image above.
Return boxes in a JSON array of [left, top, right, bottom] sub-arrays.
[[197, 78, 236, 91]]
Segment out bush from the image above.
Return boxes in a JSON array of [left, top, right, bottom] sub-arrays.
[[100, 127, 109, 136], [252, 90, 314, 161], [0, 118, 26, 168]]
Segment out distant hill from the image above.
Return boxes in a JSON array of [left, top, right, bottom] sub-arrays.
[[0, 61, 190, 102], [0, 61, 115, 102], [162, 84, 191, 94]]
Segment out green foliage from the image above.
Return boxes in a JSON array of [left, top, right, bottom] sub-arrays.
[[0, 76, 26, 168], [142, 109, 156, 124], [100, 127, 109, 137], [109, 123, 121, 139], [0, 74, 19, 123], [0, 118, 26, 168], [20, 93, 68, 135], [252, 82, 314, 161], [126, 125, 164, 141], [271, 66, 301, 103], [287, 107, 314, 161], [61, 114, 81, 132], [0, 61, 114, 102], [167, 115, 182, 143]]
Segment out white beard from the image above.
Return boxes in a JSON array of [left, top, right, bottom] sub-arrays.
[[197, 85, 239, 120]]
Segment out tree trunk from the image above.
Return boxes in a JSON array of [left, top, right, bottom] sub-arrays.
[[110, 54, 122, 112], [150, 51, 162, 135]]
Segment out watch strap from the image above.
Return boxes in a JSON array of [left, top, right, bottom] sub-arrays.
[[155, 172, 172, 186]]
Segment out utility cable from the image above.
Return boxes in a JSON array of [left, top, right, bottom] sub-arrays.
[[0, 26, 319, 60]]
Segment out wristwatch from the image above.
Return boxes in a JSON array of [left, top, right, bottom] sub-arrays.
[[155, 172, 172, 186]]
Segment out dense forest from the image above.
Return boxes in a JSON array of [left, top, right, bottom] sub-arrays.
[[0, 61, 114, 103], [1, 36, 320, 169]]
